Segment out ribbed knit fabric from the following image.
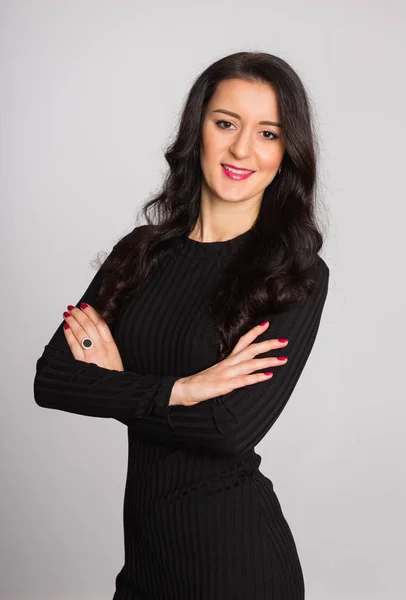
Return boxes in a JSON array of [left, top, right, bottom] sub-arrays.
[[33, 228, 329, 600]]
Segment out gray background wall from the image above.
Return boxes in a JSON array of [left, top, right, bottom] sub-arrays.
[[1, 1, 405, 599]]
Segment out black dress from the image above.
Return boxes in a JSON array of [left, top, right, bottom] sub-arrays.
[[33, 228, 329, 600]]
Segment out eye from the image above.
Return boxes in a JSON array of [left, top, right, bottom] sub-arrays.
[[261, 131, 279, 141], [215, 120, 235, 130], [215, 120, 279, 141]]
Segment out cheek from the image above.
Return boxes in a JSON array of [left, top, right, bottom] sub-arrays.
[[257, 148, 282, 173], [201, 125, 225, 164]]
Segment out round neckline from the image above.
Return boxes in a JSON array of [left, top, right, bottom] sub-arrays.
[[180, 229, 252, 261]]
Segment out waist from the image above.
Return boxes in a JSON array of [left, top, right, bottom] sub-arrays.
[[124, 432, 262, 500]]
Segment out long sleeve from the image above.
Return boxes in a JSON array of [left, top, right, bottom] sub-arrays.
[[127, 256, 330, 456], [33, 261, 179, 421], [34, 246, 329, 458]]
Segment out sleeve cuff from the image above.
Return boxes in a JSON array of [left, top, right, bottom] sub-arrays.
[[152, 376, 180, 423]]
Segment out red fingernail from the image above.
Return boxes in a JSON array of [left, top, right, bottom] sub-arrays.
[[80, 302, 88, 309], [63, 323, 70, 329], [277, 356, 287, 361], [63, 311, 70, 318], [278, 338, 288, 343], [260, 320, 268, 326], [264, 371, 273, 376], [67, 305, 75, 311]]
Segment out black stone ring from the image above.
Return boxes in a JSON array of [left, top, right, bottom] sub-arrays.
[[81, 337, 94, 350]]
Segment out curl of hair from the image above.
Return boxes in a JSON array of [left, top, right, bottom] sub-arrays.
[[92, 51, 327, 361]]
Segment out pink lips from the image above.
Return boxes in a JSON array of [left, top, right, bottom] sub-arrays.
[[221, 164, 255, 181]]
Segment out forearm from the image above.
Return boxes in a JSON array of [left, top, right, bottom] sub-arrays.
[[126, 257, 330, 456], [33, 340, 179, 420]]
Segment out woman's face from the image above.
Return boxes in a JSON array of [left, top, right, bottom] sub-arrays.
[[200, 78, 286, 205]]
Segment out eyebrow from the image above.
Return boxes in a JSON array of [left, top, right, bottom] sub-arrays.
[[212, 108, 282, 128]]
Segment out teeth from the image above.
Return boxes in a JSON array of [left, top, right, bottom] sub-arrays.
[[223, 165, 253, 175]]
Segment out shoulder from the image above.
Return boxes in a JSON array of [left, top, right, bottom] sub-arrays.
[[112, 224, 150, 251], [315, 254, 330, 280], [311, 254, 330, 301], [296, 255, 329, 306]]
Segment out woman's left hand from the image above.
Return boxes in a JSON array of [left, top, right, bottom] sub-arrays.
[[62, 302, 125, 371]]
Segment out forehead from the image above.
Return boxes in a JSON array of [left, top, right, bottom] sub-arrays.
[[207, 78, 280, 118]]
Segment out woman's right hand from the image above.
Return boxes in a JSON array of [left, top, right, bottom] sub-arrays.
[[170, 321, 289, 407]]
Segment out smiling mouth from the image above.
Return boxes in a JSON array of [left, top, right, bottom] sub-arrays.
[[221, 164, 255, 180], [221, 164, 254, 175]]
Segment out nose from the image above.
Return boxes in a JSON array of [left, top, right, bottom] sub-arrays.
[[229, 129, 253, 159]]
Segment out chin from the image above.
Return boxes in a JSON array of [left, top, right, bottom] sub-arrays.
[[219, 182, 257, 199], [204, 176, 257, 202], [219, 191, 253, 203]]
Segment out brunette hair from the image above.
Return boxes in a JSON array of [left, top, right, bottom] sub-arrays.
[[91, 51, 327, 360]]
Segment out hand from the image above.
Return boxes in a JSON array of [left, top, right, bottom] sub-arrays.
[[62, 302, 125, 371], [171, 320, 289, 407]]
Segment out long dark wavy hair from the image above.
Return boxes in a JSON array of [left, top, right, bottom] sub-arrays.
[[91, 51, 327, 361]]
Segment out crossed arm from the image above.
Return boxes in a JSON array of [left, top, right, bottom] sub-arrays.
[[33, 255, 329, 456]]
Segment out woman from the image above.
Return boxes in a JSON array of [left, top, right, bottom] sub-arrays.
[[34, 51, 329, 599]]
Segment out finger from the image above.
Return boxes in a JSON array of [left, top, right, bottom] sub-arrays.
[[63, 309, 99, 350], [78, 302, 115, 343], [233, 370, 275, 390], [227, 353, 286, 381], [227, 335, 289, 371], [65, 305, 102, 346], [251, 355, 288, 370], [229, 320, 270, 356], [63, 323, 85, 360], [250, 337, 289, 356]]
